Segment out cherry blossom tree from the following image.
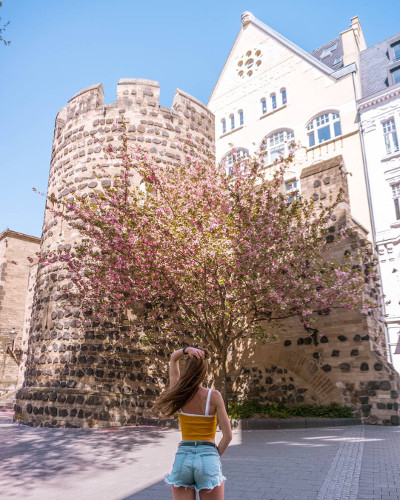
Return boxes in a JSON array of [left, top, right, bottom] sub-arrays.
[[42, 122, 373, 404]]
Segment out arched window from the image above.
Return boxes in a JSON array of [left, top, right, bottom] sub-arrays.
[[230, 114, 235, 130], [221, 118, 226, 135], [238, 109, 244, 126], [261, 98, 267, 115], [261, 129, 294, 165], [222, 148, 249, 175], [307, 111, 342, 147], [271, 93, 277, 110], [281, 88, 287, 105]]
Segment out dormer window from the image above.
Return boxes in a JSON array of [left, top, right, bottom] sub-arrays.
[[391, 67, 400, 85], [392, 41, 400, 62], [320, 43, 337, 59]]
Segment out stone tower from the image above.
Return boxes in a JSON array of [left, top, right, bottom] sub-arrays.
[[14, 80, 215, 427]]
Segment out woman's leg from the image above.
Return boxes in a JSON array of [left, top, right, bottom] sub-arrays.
[[199, 481, 225, 500], [172, 485, 196, 500]]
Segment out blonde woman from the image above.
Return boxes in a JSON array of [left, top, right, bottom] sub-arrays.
[[153, 346, 232, 500]]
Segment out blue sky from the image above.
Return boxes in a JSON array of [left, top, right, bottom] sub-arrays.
[[1, 0, 399, 238]]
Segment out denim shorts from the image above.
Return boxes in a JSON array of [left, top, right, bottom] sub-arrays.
[[165, 441, 226, 492]]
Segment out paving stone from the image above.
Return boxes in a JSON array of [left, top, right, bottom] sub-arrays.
[[2, 416, 400, 499]]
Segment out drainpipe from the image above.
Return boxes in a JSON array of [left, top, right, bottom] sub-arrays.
[[353, 71, 393, 364]]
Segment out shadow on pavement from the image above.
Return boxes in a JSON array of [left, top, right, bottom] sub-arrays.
[[121, 426, 354, 500], [0, 413, 169, 488]]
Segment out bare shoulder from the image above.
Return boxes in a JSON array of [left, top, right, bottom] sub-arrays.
[[211, 389, 224, 405]]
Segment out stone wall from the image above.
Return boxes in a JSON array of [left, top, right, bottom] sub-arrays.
[[14, 79, 215, 428], [0, 230, 40, 396]]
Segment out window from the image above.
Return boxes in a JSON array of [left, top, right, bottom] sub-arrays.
[[271, 93, 277, 110], [238, 110, 244, 126], [391, 66, 400, 84], [392, 41, 400, 62], [383, 118, 399, 155], [333, 56, 343, 65], [222, 119, 226, 135], [246, 58, 254, 76], [246, 59, 254, 69], [285, 179, 299, 202], [261, 98, 267, 115], [307, 112, 342, 147], [261, 129, 294, 165], [320, 43, 337, 59], [230, 114, 235, 130], [392, 182, 400, 220], [223, 148, 249, 175], [281, 88, 287, 105]]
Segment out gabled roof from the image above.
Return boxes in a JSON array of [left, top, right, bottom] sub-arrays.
[[310, 36, 344, 71], [251, 15, 338, 76], [209, 11, 343, 104]]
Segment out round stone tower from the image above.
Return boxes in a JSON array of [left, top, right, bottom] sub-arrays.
[[14, 79, 215, 427]]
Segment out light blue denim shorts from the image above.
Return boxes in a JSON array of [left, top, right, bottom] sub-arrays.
[[165, 441, 226, 492]]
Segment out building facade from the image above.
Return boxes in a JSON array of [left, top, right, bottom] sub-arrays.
[[207, 12, 400, 425], [208, 12, 370, 234], [0, 230, 40, 399], [358, 33, 400, 372]]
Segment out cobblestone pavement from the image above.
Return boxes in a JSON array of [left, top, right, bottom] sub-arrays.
[[1, 413, 400, 500]]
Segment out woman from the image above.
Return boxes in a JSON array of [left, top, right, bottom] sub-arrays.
[[153, 346, 232, 500]]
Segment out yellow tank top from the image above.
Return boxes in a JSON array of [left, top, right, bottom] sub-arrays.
[[178, 388, 217, 441]]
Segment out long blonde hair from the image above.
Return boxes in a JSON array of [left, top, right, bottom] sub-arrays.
[[153, 352, 209, 417]]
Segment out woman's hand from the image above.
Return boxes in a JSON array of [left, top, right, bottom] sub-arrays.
[[185, 347, 205, 359]]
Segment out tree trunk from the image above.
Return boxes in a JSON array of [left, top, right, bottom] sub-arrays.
[[218, 353, 228, 410]]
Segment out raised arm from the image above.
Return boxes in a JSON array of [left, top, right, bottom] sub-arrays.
[[169, 347, 204, 388], [214, 390, 233, 456]]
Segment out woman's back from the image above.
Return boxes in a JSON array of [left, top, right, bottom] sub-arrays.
[[179, 386, 215, 416], [178, 387, 217, 441]]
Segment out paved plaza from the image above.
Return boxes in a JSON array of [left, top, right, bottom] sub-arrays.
[[1, 413, 400, 500]]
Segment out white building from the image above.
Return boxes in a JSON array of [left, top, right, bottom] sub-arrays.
[[358, 33, 400, 371], [208, 12, 372, 235], [207, 11, 400, 369]]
